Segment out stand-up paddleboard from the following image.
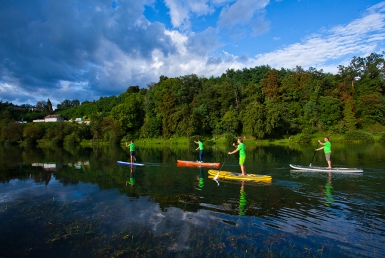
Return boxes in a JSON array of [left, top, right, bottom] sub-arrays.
[[117, 161, 145, 166], [208, 170, 272, 182], [177, 160, 220, 167], [289, 164, 363, 173]]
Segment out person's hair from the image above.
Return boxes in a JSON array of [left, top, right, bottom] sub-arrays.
[[238, 137, 243, 142], [131, 140, 134, 143], [325, 137, 329, 141]]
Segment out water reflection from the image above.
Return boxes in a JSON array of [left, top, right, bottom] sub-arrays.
[[323, 172, 334, 206], [0, 144, 384, 257], [195, 168, 205, 191], [239, 181, 247, 215], [126, 165, 136, 187]]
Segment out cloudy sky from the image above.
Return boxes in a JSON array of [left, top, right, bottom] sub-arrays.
[[1, 0, 385, 108]]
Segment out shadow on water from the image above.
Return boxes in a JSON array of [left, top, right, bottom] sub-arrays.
[[0, 143, 384, 257]]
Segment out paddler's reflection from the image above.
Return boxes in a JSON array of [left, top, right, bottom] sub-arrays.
[[126, 165, 136, 187], [239, 180, 247, 215], [324, 172, 334, 206], [196, 168, 205, 191]]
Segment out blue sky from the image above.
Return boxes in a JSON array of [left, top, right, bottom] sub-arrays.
[[1, 0, 384, 108]]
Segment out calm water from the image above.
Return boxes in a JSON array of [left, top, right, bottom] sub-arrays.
[[0, 142, 384, 258]]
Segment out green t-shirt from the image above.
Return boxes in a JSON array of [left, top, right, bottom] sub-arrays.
[[324, 141, 331, 153], [237, 142, 246, 157], [198, 141, 204, 150], [129, 143, 136, 152]]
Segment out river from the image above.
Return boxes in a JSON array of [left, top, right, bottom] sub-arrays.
[[0, 142, 384, 257]]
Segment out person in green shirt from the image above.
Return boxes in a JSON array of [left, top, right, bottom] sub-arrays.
[[316, 137, 332, 169], [194, 139, 204, 163], [228, 137, 246, 176], [125, 140, 136, 164]]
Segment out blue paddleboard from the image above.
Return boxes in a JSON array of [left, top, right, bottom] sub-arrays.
[[117, 161, 145, 166]]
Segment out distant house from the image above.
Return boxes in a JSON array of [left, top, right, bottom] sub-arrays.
[[33, 114, 64, 123], [32, 119, 45, 123], [44, 115, 64, 122], [73, 117, 90, 125]]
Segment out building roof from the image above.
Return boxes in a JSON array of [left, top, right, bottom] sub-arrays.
[[44, 114, 62, 118]]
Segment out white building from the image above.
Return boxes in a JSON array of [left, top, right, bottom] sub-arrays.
[[33, 114, 64, 123]]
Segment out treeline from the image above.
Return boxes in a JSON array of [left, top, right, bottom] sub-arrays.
[[1, 52, 385, 146]]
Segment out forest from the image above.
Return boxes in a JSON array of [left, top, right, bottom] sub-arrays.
[[1, 52, 385, 146]]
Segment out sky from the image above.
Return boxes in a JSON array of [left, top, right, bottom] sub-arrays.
[[1, 0, 385, 109]]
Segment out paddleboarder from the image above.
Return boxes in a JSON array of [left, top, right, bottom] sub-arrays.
[[228, 137, 246, 176], [316, 137, 332, 169], [194, 139, 204, 163], [126, 140, 136, 164]]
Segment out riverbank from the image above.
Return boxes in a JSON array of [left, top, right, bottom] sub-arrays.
[[31, 131, 382, 148], [116, 131, 384, 148]]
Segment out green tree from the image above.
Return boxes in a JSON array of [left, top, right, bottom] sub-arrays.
[[241, 101, 265, 139], [356, 93, 384, 124], [265, 100, 284, 136], [302, 95, 318, 130], [46, 99, 53, 113], [343, 100, 357, 131], [159, 92, 177, 137], [1, 122, 24, 143], [140, 90, 162, 138], [261, 69, 280, 100], [110, 94, 144, 136], [318, 96, 341, 130], [90, 113, 104, 142], [23, 124, 43, 145], [220, 106, 240, 135], [279, 67, 308, 101]]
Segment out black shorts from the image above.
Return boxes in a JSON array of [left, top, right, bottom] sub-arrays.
[[130, 151, 135, 157]]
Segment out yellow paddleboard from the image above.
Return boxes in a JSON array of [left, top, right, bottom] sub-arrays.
[[208, 170, 272, 182]]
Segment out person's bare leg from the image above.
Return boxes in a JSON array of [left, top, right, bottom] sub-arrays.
[[240, 165, 246, 176], [327, 160, 332, 169]]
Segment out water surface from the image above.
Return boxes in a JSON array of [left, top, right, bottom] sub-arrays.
[[0, 142, 384, 257]]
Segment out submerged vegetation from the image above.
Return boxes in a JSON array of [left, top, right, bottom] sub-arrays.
[[1, 52, 385, 146]]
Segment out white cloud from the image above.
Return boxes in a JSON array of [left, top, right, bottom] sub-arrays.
[[164, 0, 216, 30], [164, 0, 239, 30], [218, 0, 269, 27], [251, 5, 385, 72], [2, 0, 385, 107], [164, 0, 191, 29]]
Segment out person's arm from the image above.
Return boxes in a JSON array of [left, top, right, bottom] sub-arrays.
[[228, 144, 239, 155], [229, 149, 239, 154], [316, 139, 325, 151]]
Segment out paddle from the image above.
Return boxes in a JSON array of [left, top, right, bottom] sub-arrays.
[[309, 142, 319, 167], [214, 153, 229, 180]]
